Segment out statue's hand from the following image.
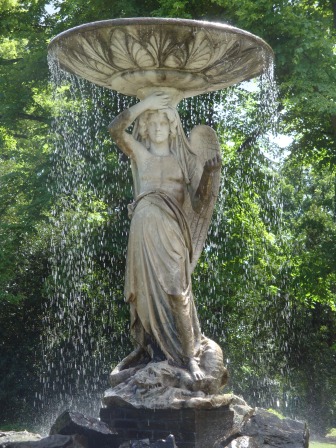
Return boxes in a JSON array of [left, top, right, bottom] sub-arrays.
[[204, 152, 222, 173], [143, 92, 170, 111]]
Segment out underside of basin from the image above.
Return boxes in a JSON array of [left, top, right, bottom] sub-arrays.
[[48, 17, 274, 101]]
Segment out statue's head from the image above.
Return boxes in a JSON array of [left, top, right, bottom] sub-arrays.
[[133, 104, 195, 185], [138, 108, 178, 145]]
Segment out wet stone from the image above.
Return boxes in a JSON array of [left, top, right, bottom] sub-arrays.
[[50, 410, 119, 448], [101, 398, 309, 448], [0, 434, 78, 448], [0, 431, 42, 446], [240, 408, 310, 448], [119, 434, 178, 447], [226, 436, 259, 448]]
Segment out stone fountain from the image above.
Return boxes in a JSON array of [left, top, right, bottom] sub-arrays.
[[45, 18, 309, 448]]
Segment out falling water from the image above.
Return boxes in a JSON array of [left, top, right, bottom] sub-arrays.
[[38, 58, 137, 425], [38, 56, 298, 427]]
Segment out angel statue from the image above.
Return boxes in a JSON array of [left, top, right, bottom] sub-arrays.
[[107, 91, 227, 399]]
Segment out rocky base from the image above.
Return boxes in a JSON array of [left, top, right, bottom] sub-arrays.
[[0, 431, 42, 446], [107, 347, 228, 410], [0, 431, 86, 448], [0, 397, 309, 448], [0, 413, 176, 448]]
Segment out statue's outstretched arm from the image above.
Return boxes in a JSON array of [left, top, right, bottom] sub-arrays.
[[191, 153, 221, 213], [108, 92, 170, 158]]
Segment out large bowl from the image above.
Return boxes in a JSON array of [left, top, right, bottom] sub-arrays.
[[48, 18, 273, 102]]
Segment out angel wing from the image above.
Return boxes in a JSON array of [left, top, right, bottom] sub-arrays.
[[184, 125, 221, 272]]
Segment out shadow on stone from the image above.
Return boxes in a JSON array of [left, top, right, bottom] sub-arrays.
[[100, 395, 309, 448], [120, 434, 178, 447], [50, 410, 119, 448]]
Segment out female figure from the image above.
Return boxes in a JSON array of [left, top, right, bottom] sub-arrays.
[[108, 92, 221, 382]]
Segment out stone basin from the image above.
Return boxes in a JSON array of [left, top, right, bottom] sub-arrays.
[[48, 17, 274, 103]]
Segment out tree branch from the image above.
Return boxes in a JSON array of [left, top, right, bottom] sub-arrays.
[[17, 113, 50, 124], [237, 130, 261, 153], [331, 115, 336, 138], [13, 133, 29, 139], [0, 57, 23, 65], [0, 113, 50, 125]]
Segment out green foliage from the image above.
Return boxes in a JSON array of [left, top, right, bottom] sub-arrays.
[[281, 162, 336, 309], [310, 444, 336, 448], [267, 408, 285, 420], [0, 0, 335, 436], [326, 428, 336, 438]]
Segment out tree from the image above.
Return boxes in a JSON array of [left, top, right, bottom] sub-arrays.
[[1, 0, 335, 434]]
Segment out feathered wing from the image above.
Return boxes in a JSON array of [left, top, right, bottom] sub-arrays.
[[183, 125, 221, 272]]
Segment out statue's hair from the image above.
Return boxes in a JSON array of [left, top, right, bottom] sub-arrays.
[[137, 108, 178, 141]]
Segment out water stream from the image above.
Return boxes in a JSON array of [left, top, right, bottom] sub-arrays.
[[37, 58, 289, 428]]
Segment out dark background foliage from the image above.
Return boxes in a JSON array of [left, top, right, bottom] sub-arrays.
[[0, 0, 335, 435]]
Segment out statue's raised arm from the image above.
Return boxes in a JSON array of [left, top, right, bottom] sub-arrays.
[[108, 92, 170, 159]]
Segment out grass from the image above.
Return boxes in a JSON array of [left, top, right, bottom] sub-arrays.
[[0, 424, 28, 432], [310, 442, 336, 448]]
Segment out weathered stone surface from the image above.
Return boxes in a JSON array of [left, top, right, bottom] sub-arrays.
[[48, 18, 273, 100], [226, 436, 259, 448], [101, 395, 252, 448], [1, 402, 309, 448], [120, 434, 178, 447], [105, 95, 225, 395], [101, 396, 309, 448], [214, 407, 309, 448], [0, 433, 81, 448], [105, 360, 231, 410], [50, 410, 119, 448], [0, 432, 42, 446], [48, 18, 272, 420], [242, 408, 309, 448]]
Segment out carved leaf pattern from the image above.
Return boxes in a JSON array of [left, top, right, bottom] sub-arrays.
[[164, 50, 187, 68], [206, 48, 257, 80], [108, 29, 155, 70], [80, 37, 109, 68], [110, 29, 138, 69], [59, 35, 116, 86], [128, 34, 156, 68], [147, 33, 161, 62], [147, 31, 186, 68], [50, 21, 272, 95], [205, 43, 258, 82], [61, 54, 110, 87], [184, 32, 213, 70], [72, 57, 108, 80]]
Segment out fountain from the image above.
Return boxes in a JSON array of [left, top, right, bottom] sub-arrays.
[[43, 18, 309, 448]]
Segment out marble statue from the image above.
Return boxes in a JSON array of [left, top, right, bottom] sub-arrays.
[[106, 91, 229, 403], [48, 17, 274, 408]]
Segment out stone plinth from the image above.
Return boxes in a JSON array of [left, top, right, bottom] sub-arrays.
[[100, 396, 310, 448], [100, 403, 240, 448]]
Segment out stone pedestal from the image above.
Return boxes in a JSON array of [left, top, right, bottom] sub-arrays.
[[100, 404, 240, 448], [100, 397, 310, 448]]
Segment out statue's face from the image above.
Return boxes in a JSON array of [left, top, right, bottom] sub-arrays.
[[147, 111, 170, 144]]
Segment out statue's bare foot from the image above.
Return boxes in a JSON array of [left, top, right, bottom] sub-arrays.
[[189, 358, 205, 381]]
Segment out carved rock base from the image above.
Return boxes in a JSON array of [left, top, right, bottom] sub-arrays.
[[104, 360, 229, 410]]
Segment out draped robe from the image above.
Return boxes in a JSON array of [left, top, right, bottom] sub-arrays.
[[124, 155, 202, 367]]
